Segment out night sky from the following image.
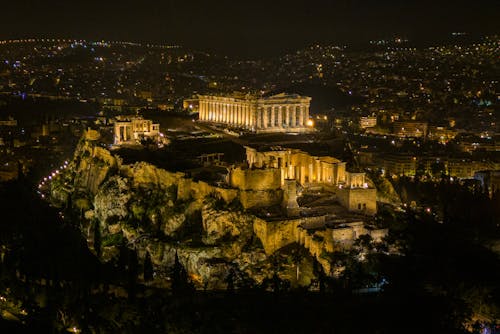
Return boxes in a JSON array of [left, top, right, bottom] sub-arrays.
[[1, 0, 499, 56]]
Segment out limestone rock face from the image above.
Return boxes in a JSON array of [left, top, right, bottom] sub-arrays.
[[162, 213, 186, 236], [121, 162, 182, 189], [201, 203, 253, 246], [53, 133, 328, 290], [93, 176, 131, 223]]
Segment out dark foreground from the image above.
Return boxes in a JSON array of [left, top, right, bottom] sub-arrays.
[[0, 178, 498, 333]]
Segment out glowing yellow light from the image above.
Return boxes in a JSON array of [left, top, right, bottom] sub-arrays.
[[306, 119, 314, 127]]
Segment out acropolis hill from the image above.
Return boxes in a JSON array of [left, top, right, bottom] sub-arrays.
[[48, 129, 386, 289]]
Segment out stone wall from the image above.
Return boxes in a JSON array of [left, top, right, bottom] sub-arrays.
[[336, 188, 377, 215], [239, 189, 283, 209], [254, 215, 387, 276], [229, 167, 281, 191], [254, 218, 303, 254], [245, 147, 346, 186], [228, 167, 284, 209]]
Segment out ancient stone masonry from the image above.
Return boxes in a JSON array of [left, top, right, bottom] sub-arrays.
[[241, 146, 377, 215], [245, 146, 347, 187], [113, 116, 161, 145], [198, 93, 313, 133], [254, 215, 388, 274], [337, 172, 377, 216], [228, 167, 283, 209]]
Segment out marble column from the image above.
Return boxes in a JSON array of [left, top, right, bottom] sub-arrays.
[[270, 106, 275, 127], [242, 105, 246, 126], [240, 106, 243, 126], [233, 105, 237, 125], [277, 106, 283, 128], [249, 106, 252, 127], [263, 107, 268, 128], [256, 107, 262, 129], [317, 161, 321, 183], [246, 105, 250, 126], [285, 106, 290, 127]]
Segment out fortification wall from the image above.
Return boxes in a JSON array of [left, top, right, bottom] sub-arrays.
[[230, 168, 281, 191], [254, 215, 387, 277], [254, 218, 302, 254], [336, 188, 377, 215], [239, 189, 282, 209], [331, 228, 356, 241], [254, 216, 327, 254]]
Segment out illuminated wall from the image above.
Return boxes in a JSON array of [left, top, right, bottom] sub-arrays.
[[245, 146, 347, 186], [114, 118, 160, 145]]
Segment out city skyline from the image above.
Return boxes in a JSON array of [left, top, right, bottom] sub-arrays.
[[1, 0, 499, 56]]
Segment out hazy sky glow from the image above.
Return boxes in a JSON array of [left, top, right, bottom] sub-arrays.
[[1, 0, 498, 56]]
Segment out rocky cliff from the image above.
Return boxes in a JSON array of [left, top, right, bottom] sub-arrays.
[[50, 130, 318, 290]]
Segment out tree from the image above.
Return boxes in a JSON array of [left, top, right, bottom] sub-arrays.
[[290, 244, 304, 283], [93, 220, 101, 258], [171, 252, 192, 295], [127, 248, 138, 300], [224, 268, 235, 292], [143, 252, 153, 282], [400, 184, 409, 204]]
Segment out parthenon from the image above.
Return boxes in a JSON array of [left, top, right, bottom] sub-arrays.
[[197, 93, 313, 133]]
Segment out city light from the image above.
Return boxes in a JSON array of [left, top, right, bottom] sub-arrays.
[[0, 13, 497, 332]]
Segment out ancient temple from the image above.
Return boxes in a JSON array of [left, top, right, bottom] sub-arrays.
[[197, 93, 313, 133], [113, 117, 160, 145]]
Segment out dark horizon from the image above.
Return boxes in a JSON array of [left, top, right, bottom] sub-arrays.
[[1, 0, 499, 57]]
